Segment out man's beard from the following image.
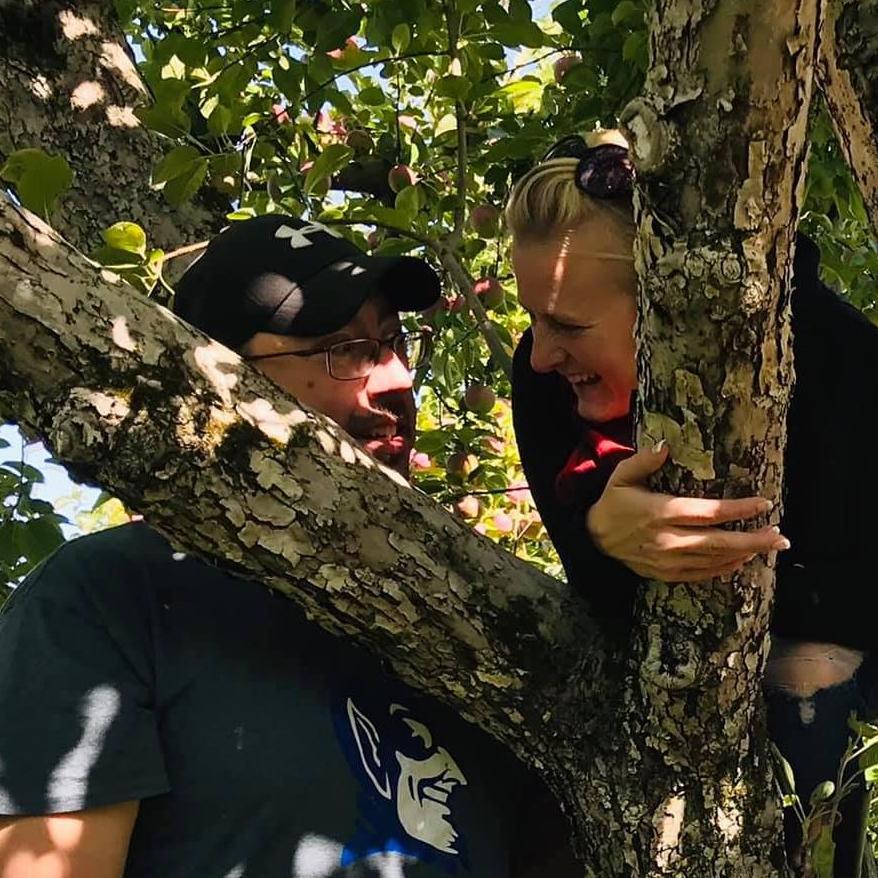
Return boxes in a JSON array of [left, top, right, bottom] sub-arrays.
[[345, 394, 415, 476]]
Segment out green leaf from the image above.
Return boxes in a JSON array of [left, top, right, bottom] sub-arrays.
[[373, 238, 419, 257], [810, 824, 836, 878], [274, 62, 301, 102], [304, 144, 354, 194], [395, 185, 420, 221], [392, 23, 411, 54], [358, 86, 386, 106], [269, 0, 297, 33], [416, 430, 453, 454], [491, 20, 546, 48], [207, 104, 233, 135], [152, 145, 203, 185], [436, 76, 471, 101], [102, 222, 147, 257], [0, 149, 74, 215], [622, 31, 649, 71], [495, 79, 543, 114], [612, 0, 642, 26], [162, 158, 208, 206], [17, 516, 65, 563]]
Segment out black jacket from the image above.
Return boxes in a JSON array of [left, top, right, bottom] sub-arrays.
[[512, 236, 878, 650]]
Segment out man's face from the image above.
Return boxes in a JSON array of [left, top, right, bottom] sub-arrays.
[[244, 295, 416, 476]]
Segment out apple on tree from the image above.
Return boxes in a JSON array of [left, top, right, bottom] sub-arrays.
[[473, 276, 505, 310], [455, 495, 481, 519], [388, 164, 418, 193], [464, 384, 497, 415], [445, 452, 478, 478], [553, 53, 582, 84], [470, 204, 500, 238]]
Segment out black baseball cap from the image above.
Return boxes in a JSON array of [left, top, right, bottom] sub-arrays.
[[173, 214, 441, 349]]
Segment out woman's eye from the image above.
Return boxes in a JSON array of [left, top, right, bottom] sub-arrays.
[[554, 321, 587, 335]]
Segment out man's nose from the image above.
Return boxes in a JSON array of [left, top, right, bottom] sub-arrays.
[[365, 345, 414, 395], [529, 326, 565, 374]]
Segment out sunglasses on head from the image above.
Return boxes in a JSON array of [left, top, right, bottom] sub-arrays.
[[541, 136, 635, 200]]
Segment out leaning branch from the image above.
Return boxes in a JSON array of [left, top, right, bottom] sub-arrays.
[[817, 0, 878, 238], [0, 198, 599, 774]]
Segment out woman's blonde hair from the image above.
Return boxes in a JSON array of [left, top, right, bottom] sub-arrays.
[[505, 129, 636, 249]]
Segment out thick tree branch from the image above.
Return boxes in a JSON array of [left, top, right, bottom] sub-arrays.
[[0, 0, 224, 254], [817, 0, 878, 237], [0, 198, 606, 786]]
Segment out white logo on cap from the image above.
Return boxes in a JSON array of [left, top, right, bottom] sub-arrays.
[[275, 222, 343, 249]]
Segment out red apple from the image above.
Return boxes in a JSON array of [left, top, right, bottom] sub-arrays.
[[492, 512, 515, 534], [455, 495, 481, 519], [473, 276, 504, 310], [315, 109, 334, 133], [446, 452, 478, 478], [442, 294, 465, 313], [471, 204, 500, 237], [507, 481, 533, 505], [388, 163, 417, 193], [327, 36, 359, 61], [272, 103, 291, 125], [409, 450, 431, 470], [464, 384, 496, 415], [480, 435, 505, 456], [553, 53, 582, 84], [346, 129, 373, 154]]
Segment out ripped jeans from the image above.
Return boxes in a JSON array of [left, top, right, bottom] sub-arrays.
[[764, 639, 878, 877]]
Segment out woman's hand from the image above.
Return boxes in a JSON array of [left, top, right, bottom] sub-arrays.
[[586, 442, 790, 582]]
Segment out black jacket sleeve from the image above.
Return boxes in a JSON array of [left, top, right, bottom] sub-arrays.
[[511, 331, 638, 625], [774, 236, 878, 650]]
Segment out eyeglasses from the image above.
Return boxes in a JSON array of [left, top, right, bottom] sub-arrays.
[[244, 329, 432, 381], [541, 137, 635, 200]]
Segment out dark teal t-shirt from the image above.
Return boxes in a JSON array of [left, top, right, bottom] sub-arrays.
[[0, 523, 529, 877]]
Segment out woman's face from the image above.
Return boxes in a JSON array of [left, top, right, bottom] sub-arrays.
[[512, 221, 637, 423]]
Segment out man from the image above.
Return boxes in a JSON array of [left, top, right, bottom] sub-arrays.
[[0, 216, 575, 877]]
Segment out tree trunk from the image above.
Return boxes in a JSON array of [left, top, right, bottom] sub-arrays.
[[0, 0, 223, 255], [613, 0, 820, 874], [817, 0, 878, 237]]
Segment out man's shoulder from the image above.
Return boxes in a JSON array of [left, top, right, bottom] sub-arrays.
[[10, 522, 236, 613]]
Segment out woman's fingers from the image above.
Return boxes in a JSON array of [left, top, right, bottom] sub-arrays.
[[666, 525, 789, 559], [660, 495, 773, 527]]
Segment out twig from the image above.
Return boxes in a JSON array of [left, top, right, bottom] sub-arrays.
[[164, 240, 209, 261], [438, 248, 512, 378], [299, 51, 451, 108]]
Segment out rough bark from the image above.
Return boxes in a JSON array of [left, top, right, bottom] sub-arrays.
[[817, 0, 878, 238], [0, 0, 223, 256], [615, 1, 820, 875], [0, 199, 613, 791]]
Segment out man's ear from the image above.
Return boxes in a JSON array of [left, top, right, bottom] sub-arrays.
[[347, 698, 391, 799]]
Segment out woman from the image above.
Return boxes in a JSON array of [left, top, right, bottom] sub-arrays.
[[507, 130, 878, 876]]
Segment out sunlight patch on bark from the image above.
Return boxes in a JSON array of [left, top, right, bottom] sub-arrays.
[[105, 106, 140, 128], [99, 42, 148, 94], [58, 10, 99, 39], [28, 75, 53, 101], [111, 316, 136, 352], [653, 792, 686, 869], [70, 81, 105, 111]]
